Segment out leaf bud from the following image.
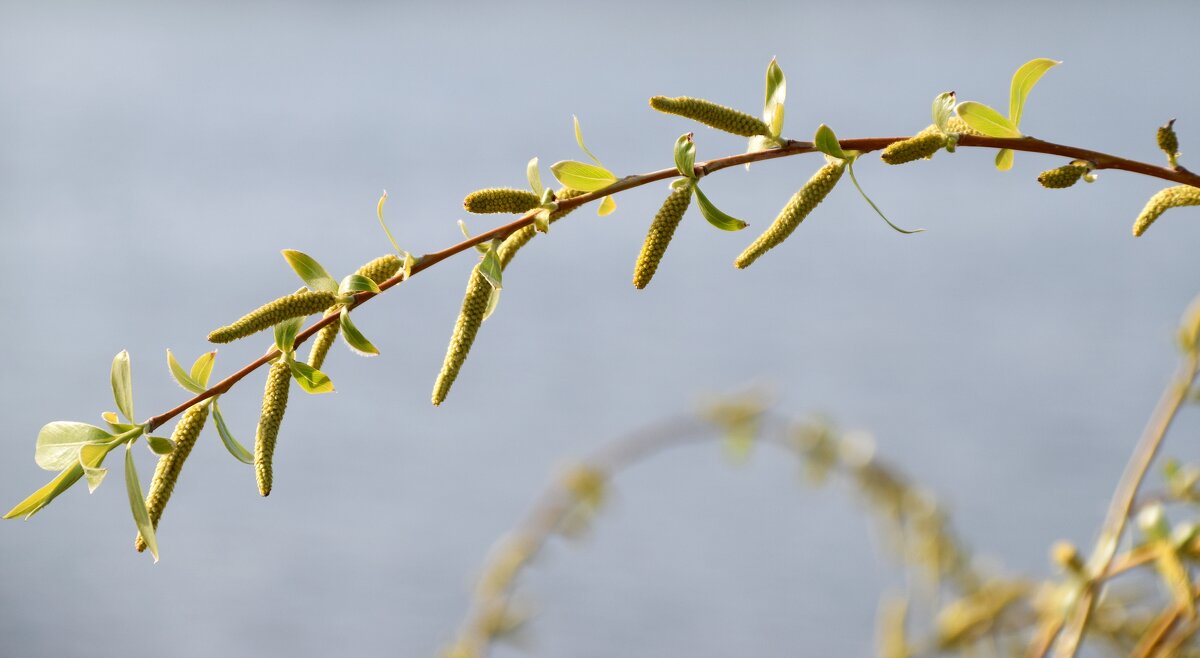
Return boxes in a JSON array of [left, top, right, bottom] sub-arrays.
[[1158, 119, 1180, 167]]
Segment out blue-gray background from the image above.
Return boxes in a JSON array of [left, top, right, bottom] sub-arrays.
[[2, 2, 1199, 656]]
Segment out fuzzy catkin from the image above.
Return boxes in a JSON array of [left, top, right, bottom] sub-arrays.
[[208, 291, 337, 344], [255, 361, 292, 496], [945, 117, 980, 136], [306, 317, 340, 370], [430, 189, 584, 406], [734, 162, 845, 269], [649, 96, 771, 138], [1037, 164, 1088, 189], [633, 183, 692, 289], [354, 253, 403, 285], [134, 402, 210, 552], [1158, 121, 1180, 163], [1132, 185, 1200, 237], [880, 125, 948, 165], [464, 188, 542, 215]]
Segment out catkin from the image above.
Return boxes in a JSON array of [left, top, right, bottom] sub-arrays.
[[735, 162, 845, 269], [306, 317, 340, 370], [1037, 163, 1088, 189], [1158, 120, 1180, 164], [208, 291, 337, 344], [255, 360, 292, 496], [649, 96, 771, 138], [945, 117, 980, 136], [880, 125, 948, 165], [1132, 185, 1200, 237], [464, 188, 542, 215], [633, 183, 692, 289], [430, 189, 584, 406], [354, 253, 403, 284], [134, 402, 210, 552]]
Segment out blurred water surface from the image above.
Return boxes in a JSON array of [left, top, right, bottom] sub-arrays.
[[2, 2, 1199, 656]]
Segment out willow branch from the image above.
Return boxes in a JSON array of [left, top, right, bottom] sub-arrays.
[[146, 134, 1199, 432]]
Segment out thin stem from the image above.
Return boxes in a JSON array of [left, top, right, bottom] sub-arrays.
[[146, 134, 1200, 432], [1051, 352, 1200, 657]]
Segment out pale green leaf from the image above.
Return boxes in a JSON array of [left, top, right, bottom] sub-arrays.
[[167, 350, 203, 394], [146, 435, 175, 455], [955, 102, 1022, 138], [674, 133, 697, 179], [1009, 58, 1060, 127], [289, 361, 334, 394], [479, 247, 503, 290], [101, 411, 139, 434], [111, 350, 134, 423], [932, 91, 956, 132], [339, 307, 379, 356], [549, 160, 617, 192], [526, 157, 544, 197], [597, 195, 616, 216], [573, 115, 604, 167], [35, 422, 114, 471], [813, 124, 847, 160], [189, 351, 216, 389], [483, 285, 501, 322], [693, 185, 748, 231], [79, 443, 111, 493], [763, 57, 786, 136], [745, 135, 777, 159], [281, 249, 338, 293], [4, 463, 84, 520], [847, 162, 924, 234], [273, 317, 304, 354], [995, 148, 1015, 171], [338, 274, 380, 295], [376, 190, 405, 257], [212, 402, 253, 464], [769, 103, 785, 140], [125, 447, 158, 562]]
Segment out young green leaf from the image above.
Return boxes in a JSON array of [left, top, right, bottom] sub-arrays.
[[281, 250, 338, 293], [955, 102, 1022, 138], [1009, 58, 1060, 127], [763, 57, 786, 137], [146, 435, 176, 455], [212, 402, 253, 464], [478, 245, 503, 290], [597, 195, 617, 216], [995, 148, 1015, 172], [167, 349, 204, 394], [289, 361, 334, 394], [457, 220, 492, 255], [483, 285, 501, 323], [932, 91, 956, 133], [273, 317, 304, 354], [814, 124, 847, 160], [101, 411, 139, 434], [124, 447, 158, 562], [339, 307, 380, 356], [527, 157, 544, 197], [79, 443, 110, 493], [35, 422, 114, 471], [376, 190, 405, 258], [338, 274, 381, 296], [674, 133, 697, 179], [846, 162, 924, 234], [573, 115, 604, 167], [4, 463, 85, 520], [189, 351, 216, 389], [693, 185, 748, 231], [549, 160, 617, 193], [111, 350, 134, 423]]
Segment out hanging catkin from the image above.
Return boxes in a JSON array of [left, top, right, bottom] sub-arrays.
[[735, 161, 845, 269], [633, 183, 692, 289], [255, 361, 292, 496], [135, 402, 210, 552], [208, 291, 337, 344], [649, 96, 771, 138], [1132, 185, 1200, 237]]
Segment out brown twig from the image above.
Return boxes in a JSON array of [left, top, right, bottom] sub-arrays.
[[146, 135, 1200, 432]]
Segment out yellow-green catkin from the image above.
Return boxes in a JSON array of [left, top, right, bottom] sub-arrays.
[[734, 161, 845, 269], [649, 96, 771, 138], [463, 188, 542, 215], [255, 360, 291, 496], [1037, 163, 1089, 189], [633, 183, 692, 289], [208, 290, 337, 344], [1158, 119, 1180, 166], [135, 402, 210, 552], [354, 253, 403, 285], [306, 316, 340, 370], [1133, 185, 1200, 237], [880, 125, 948, 165], [430, 189, 585, 407], [945, 116, 980, 136]]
